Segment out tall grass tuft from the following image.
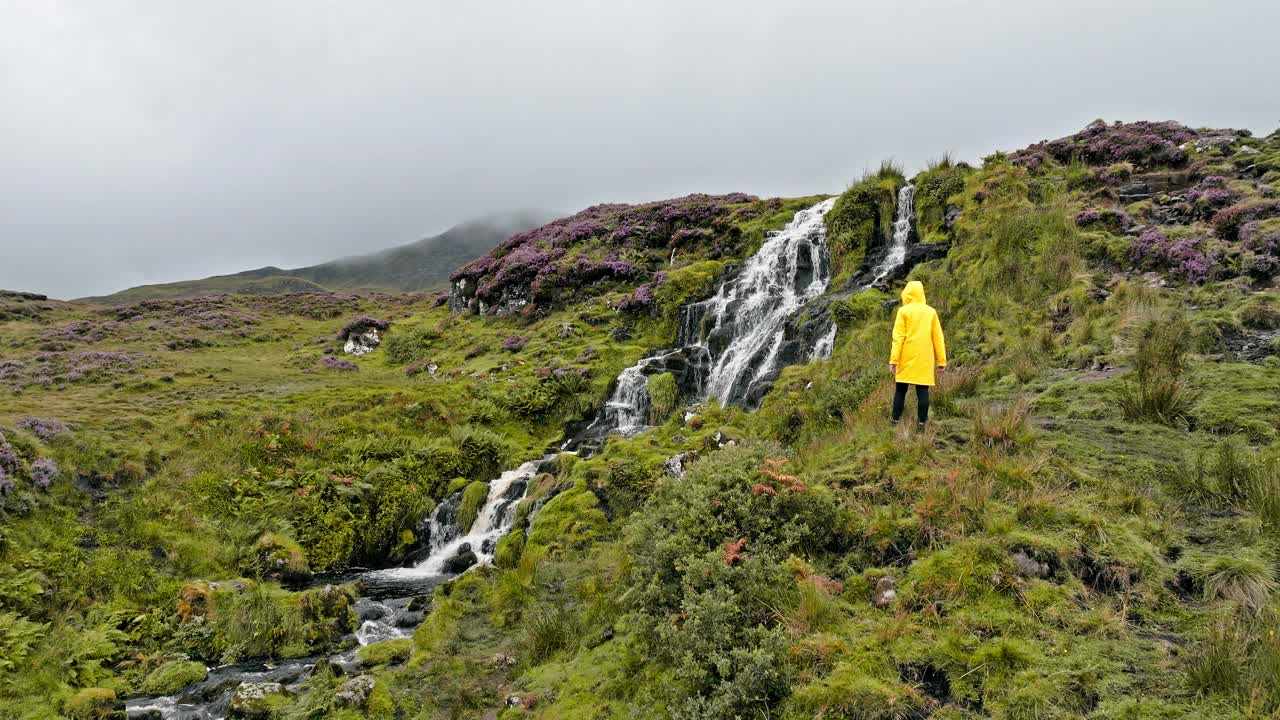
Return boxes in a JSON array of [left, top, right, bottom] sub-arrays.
[[1175, 437, 1280, 532], [1116, 315, 1198, 426], [972, 398, 1032, 452]]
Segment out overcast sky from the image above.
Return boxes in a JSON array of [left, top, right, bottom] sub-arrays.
[[2, 1, 1276, 299]]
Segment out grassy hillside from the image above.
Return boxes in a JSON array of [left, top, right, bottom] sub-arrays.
[[2, 121, 1279, 719], [83, 212, 548, 304]]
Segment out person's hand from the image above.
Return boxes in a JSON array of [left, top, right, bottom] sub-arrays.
[[937, 365, 945, 375], [888, 363, 897, 374]]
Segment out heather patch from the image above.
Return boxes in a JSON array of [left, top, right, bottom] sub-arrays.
[[1128, 228, 1219, 284], [29, 457, 57, 490], [450, 193, 755, 312], [16, 417, 67, 441], [1012, 119, 1198, 171], [319, 355, 358, 371], [337, 315, 391, 341]]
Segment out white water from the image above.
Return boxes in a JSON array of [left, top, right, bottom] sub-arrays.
[[809, 184, 914, 362], [371, 457, 546, 580], [869, 184, 914, 286], [697, 197, 836, 403], [591, 197, 837, 432], [810, 323, 838, 361]]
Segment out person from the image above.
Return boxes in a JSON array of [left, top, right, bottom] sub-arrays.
[[888, 280, 947, 430]]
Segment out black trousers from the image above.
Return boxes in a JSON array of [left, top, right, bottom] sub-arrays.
[[892, 382, 930, 424]]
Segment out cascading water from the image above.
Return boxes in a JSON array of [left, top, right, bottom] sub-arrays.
[[869, 184, 914, 286], [569, 197, 840, 450], [373, 457, 545, 580], [691, 197, 836, 404], [808, 184, 914, 362]]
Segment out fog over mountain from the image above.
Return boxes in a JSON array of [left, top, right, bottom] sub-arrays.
[[2, 0, 1277, 298]]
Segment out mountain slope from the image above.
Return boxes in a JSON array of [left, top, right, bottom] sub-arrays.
[[82, 210, 550, 304]]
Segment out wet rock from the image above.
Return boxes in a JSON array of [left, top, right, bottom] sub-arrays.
[[872, 576, 897, 609], [229, 682, 288, 719], [1013, 551, 1051, 579], [444, 544, 478, 574], [406, 594, 432, 613], [334, 675, 376, 709]]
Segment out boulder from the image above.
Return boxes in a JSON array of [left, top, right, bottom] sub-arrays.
[[1013, 551, 1051, 579], [343, 329, 380, 356], [334, 675, 376, 709], [356, 638, 413, 667], [443, 544, 478, 574], [64, 688, 121, 720], [872, 576, 897, 609], [228, 682, 288, 719]]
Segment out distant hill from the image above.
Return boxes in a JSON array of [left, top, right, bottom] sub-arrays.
[[82, 211, 550, 304]]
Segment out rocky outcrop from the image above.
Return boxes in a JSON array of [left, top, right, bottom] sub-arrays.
[[229, 682, 288, 719]]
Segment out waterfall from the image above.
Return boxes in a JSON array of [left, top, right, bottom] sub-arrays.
[[694, 197, 836, 404], [869, 184, 914, 286], [371, 457, 545, 580], [809, 184, 914, 362], [570, 197, 837, 448]]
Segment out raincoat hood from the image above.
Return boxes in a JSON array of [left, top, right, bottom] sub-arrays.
[[901, 280, 926, 305]]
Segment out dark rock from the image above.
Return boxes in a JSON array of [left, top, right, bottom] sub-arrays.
[[443, 544, 477, 574]]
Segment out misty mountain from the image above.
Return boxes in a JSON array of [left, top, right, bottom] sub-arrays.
[[81, 210, 550, 304]]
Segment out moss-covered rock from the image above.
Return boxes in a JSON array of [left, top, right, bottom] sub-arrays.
[[252, 532, 309, 581], [63, 688, 120, 720], [456, 480, 490, 532], [646, 372, 679, 425], [356, 638, 412, 667], [524, 481, 609, 557], [140, 659, 208, 696], [494, 526, 526, 569], [229, 681, 289, 719]]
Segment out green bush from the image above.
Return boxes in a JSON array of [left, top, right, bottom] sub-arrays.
[[1239, 293, 1280, 330], [626, 443, 839, 718]]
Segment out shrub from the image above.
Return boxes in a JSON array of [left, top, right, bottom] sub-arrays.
[[626, 443, 839, 716], [1011, 120, 1195, 171], [501, 335, 528, 352], [1212, 199, 1280, 241], [15, 417, 67, 441], [1175, 438, 1280, 531], [29, 457, 57, 490], [1128, 228, 1217, 284]]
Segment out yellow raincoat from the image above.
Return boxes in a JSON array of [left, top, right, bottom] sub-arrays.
[[889, 280, 947, 386]]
